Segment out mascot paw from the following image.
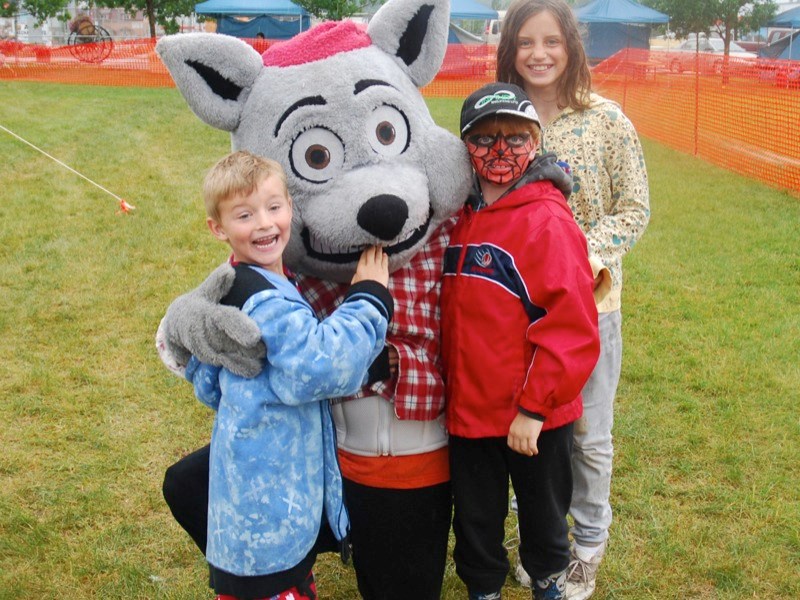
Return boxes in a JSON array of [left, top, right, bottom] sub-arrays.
[[160, 262, 266, 378]]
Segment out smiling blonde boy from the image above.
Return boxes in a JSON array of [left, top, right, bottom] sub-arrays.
[[184, 151, 394, 600]]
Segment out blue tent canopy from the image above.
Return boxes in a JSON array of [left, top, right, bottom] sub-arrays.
[[214, 14, 311, 38], [196, 0, 497, 24], [194, 0, 307, 16], [448, 21, 485, 44], [765, 6, 800, 62], [759, 30, 800, 60], [575, 0, 668, 24], [196, 0, 496, 41], [575, 0, 668, 61], [581, 22, 653, 60], [768, 6, 800, 28], [194, 0, 310, 39], [363, 0, 496, 20], [449, 0, 497, 20]]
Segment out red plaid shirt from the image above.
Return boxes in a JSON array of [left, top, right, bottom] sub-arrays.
[[295, 219, 454, 421]]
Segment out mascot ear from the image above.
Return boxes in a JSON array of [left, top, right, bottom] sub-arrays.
[[367, 0, 450, 87], [156, 33, 263, 132]]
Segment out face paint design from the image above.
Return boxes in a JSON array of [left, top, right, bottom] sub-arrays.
[[466, 132, 535, 185]]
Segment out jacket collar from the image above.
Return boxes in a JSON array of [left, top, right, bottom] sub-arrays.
[[467, 151, 572, 210]]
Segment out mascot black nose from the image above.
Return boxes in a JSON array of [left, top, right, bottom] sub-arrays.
[[357, 195, 409, 241]]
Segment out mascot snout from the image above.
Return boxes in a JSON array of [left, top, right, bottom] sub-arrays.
[[357, 195, 409, 241]]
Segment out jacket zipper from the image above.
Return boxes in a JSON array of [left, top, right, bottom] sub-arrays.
[[456, 205, 474, 273], [325, 401, 349, 541]]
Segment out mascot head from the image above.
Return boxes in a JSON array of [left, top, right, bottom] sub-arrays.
[[157, 0, 472, 282]]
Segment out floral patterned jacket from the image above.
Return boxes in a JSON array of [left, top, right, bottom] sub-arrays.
[[541, 93, 650, 313]]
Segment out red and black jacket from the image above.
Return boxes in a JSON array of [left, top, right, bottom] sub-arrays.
[[441, 155, 600, 437]]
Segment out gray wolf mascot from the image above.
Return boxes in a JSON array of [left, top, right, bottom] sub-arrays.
[[156, 0, 471, 597]]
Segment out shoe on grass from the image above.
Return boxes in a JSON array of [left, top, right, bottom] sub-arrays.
[[533, 570, 566, 600], [468, 591, 502, 600], [513, 557, 532, 587], [565, 542, 605, 600]]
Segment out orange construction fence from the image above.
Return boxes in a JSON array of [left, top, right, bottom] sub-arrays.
[[592, 48, 800, 196], [2, 40, 798, 194]]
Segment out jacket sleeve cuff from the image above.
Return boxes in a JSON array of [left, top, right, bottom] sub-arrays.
[[366, 345, 392, 384], [518, 405, 546, 422], [589, 255, 612, 307], [184, 355, 200, 383], [343, 280, 394, 323]]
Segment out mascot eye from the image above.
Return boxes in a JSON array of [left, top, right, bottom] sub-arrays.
[[366, 105, 409, 156], [376, 122, 395, 145], [305, 145, 330, 169], [290, 128, 344, 183]]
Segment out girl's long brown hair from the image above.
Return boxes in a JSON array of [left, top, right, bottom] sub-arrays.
[[496, 0, 592, 112]]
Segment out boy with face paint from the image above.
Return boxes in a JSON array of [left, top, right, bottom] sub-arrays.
[[440, 83, 601, 600]]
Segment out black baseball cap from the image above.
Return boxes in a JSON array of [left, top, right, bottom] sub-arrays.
[[460, 83, 541, 136]]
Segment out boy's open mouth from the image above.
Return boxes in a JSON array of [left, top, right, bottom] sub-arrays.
[[253, 234, 279, 248]]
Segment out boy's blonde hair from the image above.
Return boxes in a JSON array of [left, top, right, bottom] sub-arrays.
[[203, 150, 289, 222]]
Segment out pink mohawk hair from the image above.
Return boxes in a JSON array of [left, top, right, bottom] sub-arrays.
[[262, 21, 372, 67]]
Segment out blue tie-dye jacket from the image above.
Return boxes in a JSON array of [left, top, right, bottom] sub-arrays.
[[185, 266, 392, 577]]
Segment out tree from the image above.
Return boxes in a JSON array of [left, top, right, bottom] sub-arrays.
[[737, 1, 778, 39], [2, 0, 196, 37], [0, 1, 16, 19], [3, 0, 70, 23], [646, 0, 777, 53], [293, 0, 372, 21], [100, 0, 199, 37]]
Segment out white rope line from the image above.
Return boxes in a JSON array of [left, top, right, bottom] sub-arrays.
[[1, 122, 133, 210]]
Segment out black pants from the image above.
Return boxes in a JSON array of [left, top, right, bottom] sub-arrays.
[[343, 478, 452, 600], [162, 446, 452, 600], [449, 425, 574, 595], [162, 445, 211, 554], [162, 445, 336, 599]]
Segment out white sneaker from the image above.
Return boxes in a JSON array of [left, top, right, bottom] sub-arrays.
[[513, 557, 531, 587], [565, 543, 605, 600]]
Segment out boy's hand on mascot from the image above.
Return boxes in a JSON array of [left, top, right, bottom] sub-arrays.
[[352, 245, 390, 288], [162, 262, 266, 378]]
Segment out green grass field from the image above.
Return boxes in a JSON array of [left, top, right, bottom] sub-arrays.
[[1, 81, 798, 599]]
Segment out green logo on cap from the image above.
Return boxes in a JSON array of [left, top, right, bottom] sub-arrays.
[[475, 90, 516, 109]]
